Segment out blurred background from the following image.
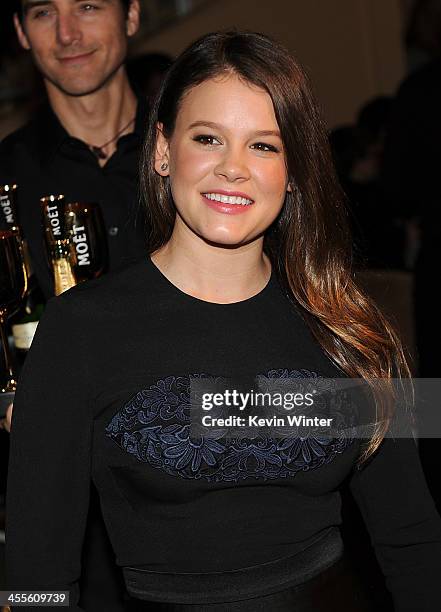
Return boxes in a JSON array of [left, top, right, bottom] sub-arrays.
[[0, 0, 414, 135], [0, 0, 432, 327], [0, 0, 428, 130], [2, 0, 441, 608]]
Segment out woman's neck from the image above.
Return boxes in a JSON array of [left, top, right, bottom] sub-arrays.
[[151, 226, 271, 304]]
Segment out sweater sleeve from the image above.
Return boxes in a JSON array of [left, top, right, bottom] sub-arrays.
[[349, 432, 441, 611], [6, 296, 92, 611]]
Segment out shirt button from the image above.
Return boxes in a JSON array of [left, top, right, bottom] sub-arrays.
[[108, 226, 119, 237]]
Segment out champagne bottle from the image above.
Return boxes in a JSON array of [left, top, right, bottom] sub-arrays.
[[52, 240, 77, 296], [11, 289, 44, 364], [41, 194, 77, 296], [0, 182, 33, 279], [0, 183, 36, 365], [0, 184, 18, 231]]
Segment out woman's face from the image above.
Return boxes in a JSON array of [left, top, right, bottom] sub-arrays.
[[155, 73, 290, 247]]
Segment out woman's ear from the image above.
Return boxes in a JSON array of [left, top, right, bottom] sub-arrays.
[[287, 182, 292, 193], [154, 123, 170, 176]]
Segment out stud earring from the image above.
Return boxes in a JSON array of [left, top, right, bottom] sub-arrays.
[[160, 162, 168, 171]]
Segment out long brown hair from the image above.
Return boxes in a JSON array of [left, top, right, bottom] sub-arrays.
[[140, 31, 410, 461]]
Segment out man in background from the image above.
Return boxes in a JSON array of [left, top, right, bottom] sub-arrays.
[[0, 0, 147, 297], [1, 1, 148, 609]]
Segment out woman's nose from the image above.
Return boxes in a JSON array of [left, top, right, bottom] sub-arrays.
[[214, 147, 250, 182]]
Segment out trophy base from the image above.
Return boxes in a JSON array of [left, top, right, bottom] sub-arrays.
[[0, 391, 14, 419]]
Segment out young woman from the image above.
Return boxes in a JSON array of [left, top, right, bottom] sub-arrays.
[[7, 31, 441, 611]]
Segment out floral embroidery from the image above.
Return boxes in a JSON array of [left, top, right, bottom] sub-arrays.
[[105, 370, 354, 482]]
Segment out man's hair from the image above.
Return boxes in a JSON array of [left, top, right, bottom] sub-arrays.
[[14, 0, 131, 21], [12, 0, 21, 16]]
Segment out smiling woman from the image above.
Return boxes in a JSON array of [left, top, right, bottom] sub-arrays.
[[152, 74, 290, 250], [6, 29, 441, 612]]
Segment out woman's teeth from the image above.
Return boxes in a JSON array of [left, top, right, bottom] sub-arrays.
[[203, 193, 253, 205]]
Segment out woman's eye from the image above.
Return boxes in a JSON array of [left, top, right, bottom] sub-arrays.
[[251, 142, 279, 153], [192, 135, 221, 146]]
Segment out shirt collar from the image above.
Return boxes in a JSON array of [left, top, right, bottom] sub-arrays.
[[30, 94, 149, 166], [28, 103, 69, 166]]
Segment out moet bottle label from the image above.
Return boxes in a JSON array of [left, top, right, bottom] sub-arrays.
[[72, 225, 90, 266], [53, 257, 76, 295]]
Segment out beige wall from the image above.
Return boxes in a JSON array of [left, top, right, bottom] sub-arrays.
[[134, 0, 405, 128]]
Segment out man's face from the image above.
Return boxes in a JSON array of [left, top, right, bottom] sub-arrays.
[[14, 0, 139, 96]]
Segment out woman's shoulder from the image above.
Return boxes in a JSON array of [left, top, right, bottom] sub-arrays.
[[54, 256, 159, 315]]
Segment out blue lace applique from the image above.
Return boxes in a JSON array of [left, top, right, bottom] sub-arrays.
[[105, 370, 354, 482]]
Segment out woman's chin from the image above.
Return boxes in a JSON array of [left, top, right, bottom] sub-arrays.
[[197, 230, 258, 249]]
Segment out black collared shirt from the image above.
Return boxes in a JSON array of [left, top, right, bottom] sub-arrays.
[[0, 98, 149, 298]]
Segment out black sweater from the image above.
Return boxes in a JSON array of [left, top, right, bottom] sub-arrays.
[[6, 257, 441, 610]]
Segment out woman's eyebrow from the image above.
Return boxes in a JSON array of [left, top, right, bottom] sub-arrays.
[[188, 121, 222, 130], [188, 121, 281, 138], [253, 130, 282, 138]]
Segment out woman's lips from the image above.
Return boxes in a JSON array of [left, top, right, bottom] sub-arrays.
[[201, 193, 255, 215]]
